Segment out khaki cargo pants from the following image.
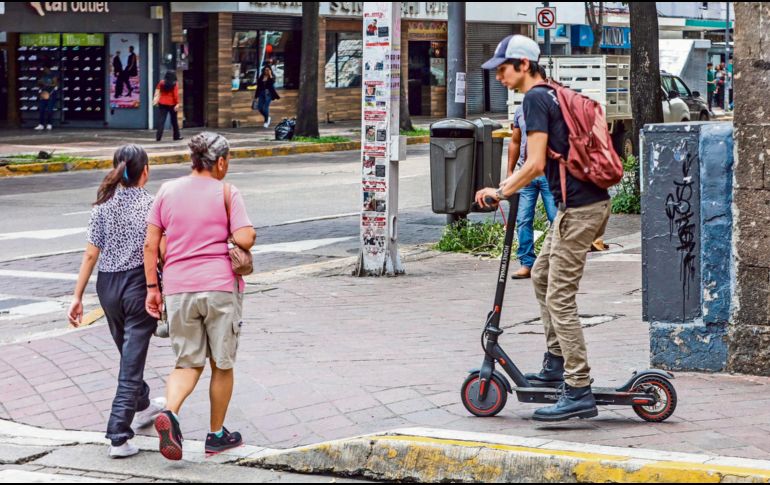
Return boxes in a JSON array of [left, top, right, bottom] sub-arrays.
[[531, 199, 611, 388]]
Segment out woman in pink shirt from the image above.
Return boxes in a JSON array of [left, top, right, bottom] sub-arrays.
[[143, 132, 256, 460]]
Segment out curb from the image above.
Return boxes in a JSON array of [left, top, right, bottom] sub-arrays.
[[0, 135, 430, 178], [242, 428, 770, 483]]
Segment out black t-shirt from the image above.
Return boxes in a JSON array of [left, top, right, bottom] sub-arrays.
[[522, 86, 610, 208]]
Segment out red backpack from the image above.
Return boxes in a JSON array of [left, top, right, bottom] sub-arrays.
[[534, 80, 623, 206]]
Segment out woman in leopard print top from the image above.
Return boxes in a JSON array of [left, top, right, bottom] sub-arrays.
[[67, 145, 165, 459]]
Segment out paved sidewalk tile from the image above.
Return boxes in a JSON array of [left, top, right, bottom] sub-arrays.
[[1, 227, 769, 460]]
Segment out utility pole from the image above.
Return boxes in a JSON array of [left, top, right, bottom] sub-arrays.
[[543, 1, 553, 78], [724, 1, 731, 111], [446, 2, 467, 225], [356, 2, 404, 277]]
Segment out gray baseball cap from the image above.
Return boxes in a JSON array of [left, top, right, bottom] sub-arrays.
[[481, 35, 541, 70]]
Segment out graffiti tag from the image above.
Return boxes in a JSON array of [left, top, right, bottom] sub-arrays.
[[664, 141, 697, 321]]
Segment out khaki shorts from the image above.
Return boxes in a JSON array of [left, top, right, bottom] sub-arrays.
[[166, 290, 243, 370]]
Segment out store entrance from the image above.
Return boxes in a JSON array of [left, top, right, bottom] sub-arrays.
[[183, 28, 206, 128], [0, 47, 8, 124], [408, 41, 430, 116]]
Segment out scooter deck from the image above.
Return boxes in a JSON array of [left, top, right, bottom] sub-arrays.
[[513, 386, 656, 407]]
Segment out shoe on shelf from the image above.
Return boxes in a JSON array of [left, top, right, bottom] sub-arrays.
[[34, 124, 45, 131]]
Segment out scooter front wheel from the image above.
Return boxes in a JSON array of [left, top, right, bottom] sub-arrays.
[[461, 372, 508, 417], [631, 376, 677, 422]]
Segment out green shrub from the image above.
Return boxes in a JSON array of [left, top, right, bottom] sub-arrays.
[[612, 155, 641, 214]]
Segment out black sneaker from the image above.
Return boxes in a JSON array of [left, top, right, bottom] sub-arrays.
[[205, 427, 243, 456], [154, 410, 183, 461], [532, 384, 598, 422]]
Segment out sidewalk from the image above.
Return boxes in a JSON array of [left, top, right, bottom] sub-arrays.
[[1, 215, 769, 463]]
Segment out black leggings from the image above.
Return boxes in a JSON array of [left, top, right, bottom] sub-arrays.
[[156, 104, 180, 141]]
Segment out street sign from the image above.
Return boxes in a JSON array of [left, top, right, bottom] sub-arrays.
[[358, 2, 404, 277], [536, 7, 557, 30]]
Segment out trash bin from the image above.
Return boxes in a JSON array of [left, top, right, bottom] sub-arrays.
[[429, 119, 477, 215], [471, 118, 504, 213]]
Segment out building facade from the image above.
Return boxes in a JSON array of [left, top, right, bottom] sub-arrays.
[[0, 2, 165, 129]]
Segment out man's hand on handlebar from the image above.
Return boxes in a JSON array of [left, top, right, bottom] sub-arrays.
[[475, 187, 500, 209]]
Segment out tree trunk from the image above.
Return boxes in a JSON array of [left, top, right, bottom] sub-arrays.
[[585, 2, 604, 55], [295, 2, 320, 137], [630, 2, 664, 157], [400, 24, 414, 132]]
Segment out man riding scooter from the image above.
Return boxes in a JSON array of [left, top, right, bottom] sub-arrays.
[[475, 35, 611, 422]]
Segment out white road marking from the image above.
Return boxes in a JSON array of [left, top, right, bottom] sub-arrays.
[[62, 210, 92, 216], [0, 300, 64, 321], [0, 269, 94, 282], [271, 213, 360, 227], [0, 248, 84, 264], [252, 237, 355, 254], [589, 253, 641, 263], [0, 470, 109, 483], [0, 227, 86, 241]]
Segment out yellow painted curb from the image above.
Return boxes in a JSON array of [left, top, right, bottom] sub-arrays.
[[246, 431, 770, 483], [0, 136, 430, 178]]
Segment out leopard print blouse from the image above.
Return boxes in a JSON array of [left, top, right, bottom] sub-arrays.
[[87, 187, 154, 273]]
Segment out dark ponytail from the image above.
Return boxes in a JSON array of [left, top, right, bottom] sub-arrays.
[[94, 144, 149, 205]]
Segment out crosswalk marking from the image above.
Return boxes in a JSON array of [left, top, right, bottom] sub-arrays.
[[0, 227, 86, 241]]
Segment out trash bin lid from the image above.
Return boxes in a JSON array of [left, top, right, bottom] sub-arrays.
[[430, 118, 477, 138], [471, 117, 503, 131]]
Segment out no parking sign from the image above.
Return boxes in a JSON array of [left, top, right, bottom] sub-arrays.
[[536, 7, 557, 30]]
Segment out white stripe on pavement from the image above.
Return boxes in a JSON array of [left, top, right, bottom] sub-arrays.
[[0, 227, 86, 241], [0, 269, 94, 282], [252, 237, 355, 254]]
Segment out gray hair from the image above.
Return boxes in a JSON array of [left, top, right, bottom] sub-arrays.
[[189, 132, 230, 171]]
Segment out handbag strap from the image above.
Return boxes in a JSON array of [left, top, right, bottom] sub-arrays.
[[223, 182, 231, 238]]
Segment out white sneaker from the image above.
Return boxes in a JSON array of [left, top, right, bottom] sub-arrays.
[[34, 124, 45, 131], [109, 441, 139, 459], [45, 124, 52, 131], [264, 116, 272, 128], [131, 397, 166, 430]]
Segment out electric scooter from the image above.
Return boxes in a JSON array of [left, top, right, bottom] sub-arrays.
[[460, 194, 677, 422]]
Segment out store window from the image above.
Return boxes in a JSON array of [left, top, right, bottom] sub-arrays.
[[408, 41, 446, 87], [429, 42, 446, 87], [325, 32, 363, 89], [232, 30, 300, 91]]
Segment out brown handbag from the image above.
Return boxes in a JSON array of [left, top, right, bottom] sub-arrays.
[[224, 183, 254, 276]]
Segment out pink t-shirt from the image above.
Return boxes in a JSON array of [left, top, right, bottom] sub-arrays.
[[147, 176, 253, 295]]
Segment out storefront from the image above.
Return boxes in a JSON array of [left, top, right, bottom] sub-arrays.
[[171, 2, 449, 129], [0, 2, 163, 129]]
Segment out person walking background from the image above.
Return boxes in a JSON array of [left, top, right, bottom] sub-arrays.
[[34, 64, 58, 131], [154, 71, 182, 142], [507, 104, 557, 280], [144, 132, 256, 461], [67, 144, 166, 459], [254, 65, 280, 128]]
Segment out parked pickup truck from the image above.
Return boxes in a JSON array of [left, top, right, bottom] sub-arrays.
[[508, 55, 700, 158]]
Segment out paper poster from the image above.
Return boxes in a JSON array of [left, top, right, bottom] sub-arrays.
[[109, 34, 141, 109], [455, 72, 466, 104]]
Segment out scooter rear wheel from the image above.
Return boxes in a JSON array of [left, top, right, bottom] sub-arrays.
[[630, 376, 677, 422], [461, 372, 508, 417]]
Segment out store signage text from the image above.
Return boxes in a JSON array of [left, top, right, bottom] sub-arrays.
[[29, 2, 110, 16], [329, 2, 447, 17], [330, 2, 363, 15], [249, 2, 301, 9]]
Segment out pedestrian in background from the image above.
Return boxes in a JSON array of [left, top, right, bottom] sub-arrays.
[[154, 71, 182, 142], [706, 62, 716, 113], [506, 104, 557, 280], [254, 65, 280, 129], [67, 144, 166, 459], [34, 63, 58, 131], [144, 132, 256, 461]]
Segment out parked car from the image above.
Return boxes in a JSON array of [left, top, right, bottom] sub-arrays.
[[661, 71, 711, 121]]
